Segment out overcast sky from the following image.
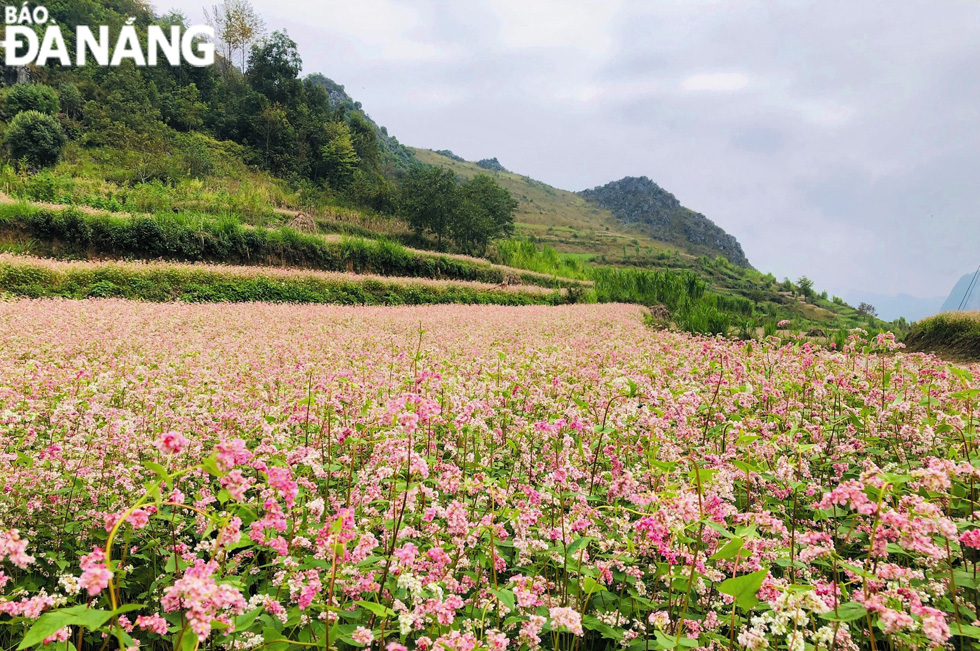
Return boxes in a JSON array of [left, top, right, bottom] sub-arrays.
[[167, 0, 980, 300]]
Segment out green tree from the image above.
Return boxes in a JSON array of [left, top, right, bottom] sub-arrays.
[[797, 275, 815, 302], [161, 83, 207, 132], [319, 121, 359, 191], [5, 84, 60, 116], [347, 111, 379, 169], [857, 302, 877, 318], [400, 166, 462, 246], [86, 63, 161, 135], [251, 102, 296, 175], [246, 31, 302, 108], [57, 82, 83, 120], [454, 174, 518, 253], [4, 110, 67, 167]]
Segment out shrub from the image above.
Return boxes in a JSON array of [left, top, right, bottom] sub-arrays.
[[679, 303, 731, 336], [86, 280, 123, 298], [4, 84, 60, 116], [4, 111, 67, 168]]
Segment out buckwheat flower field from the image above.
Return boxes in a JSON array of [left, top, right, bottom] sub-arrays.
[[2, 300, 980, 651]]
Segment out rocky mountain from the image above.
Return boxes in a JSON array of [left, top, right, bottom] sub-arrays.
[[434, 149, 465, 162], [580, 176, 750, 267], [940, 270, 980, 312], [476, 157, 508, 172]]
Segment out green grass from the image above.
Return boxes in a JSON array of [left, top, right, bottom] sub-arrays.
[[0, 257, 567, 307], [904, 311, 980, 361]]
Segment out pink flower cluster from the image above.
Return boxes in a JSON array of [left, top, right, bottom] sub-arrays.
[[161, 560, 246, 641]]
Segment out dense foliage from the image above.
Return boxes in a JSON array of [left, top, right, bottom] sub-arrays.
[[0, 302, 977, 651]]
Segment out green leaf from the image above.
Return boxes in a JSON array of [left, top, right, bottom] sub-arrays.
[[18, 613, 73, 649], [951, 624, 980, 640], [144, 481, 161, 505], [355, 600, 395, 618], [70, 608, 120, 630], [653, 631, 677, 649], [495, 589, 516, 611], [710, 537, 744, 560], [262, 628, 290, 651], [17, 604, 143, 651], [181, 629, 201, 651], [717, 569, 768, 612], [837, 560, 874, 579], [144, 460, 169, 481], [705, 521, 734, 539], [18, 605, 142, 650], [201, 454, 223, 478], [689, 468, 716, 484], [583, 615, 624, 641], [732, 460, 758, 474], [952, 389, 980, 400], [580, 575, 606, 595], [235, 607, 263, 631], [565, 536, 592, 557], [820, 602, 868, 623]]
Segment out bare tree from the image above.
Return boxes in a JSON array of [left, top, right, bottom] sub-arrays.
[[205, 0, 265, 73]]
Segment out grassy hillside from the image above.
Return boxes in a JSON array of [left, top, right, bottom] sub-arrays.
[[904, 311, 980, 362], [410, 151, 892, 334]]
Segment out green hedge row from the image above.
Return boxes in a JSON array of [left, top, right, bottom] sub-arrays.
[[0, 261, 567, 306], [0, 203, 585, 290]]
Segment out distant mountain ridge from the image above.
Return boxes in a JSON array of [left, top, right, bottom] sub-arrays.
[[941, 270, 980, 312], [579, 176, 750, 267]]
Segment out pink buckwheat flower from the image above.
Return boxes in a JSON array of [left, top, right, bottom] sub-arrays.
[[960, 529, 980, 549], [78, 547, 112, 596], [549, 607, 584, 636], [135, 614, 169, 635], [351, 626, 374, 646], [155, 430, 189, 455], [161, 559, 246, 641], [0, 529, 34, 569]]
